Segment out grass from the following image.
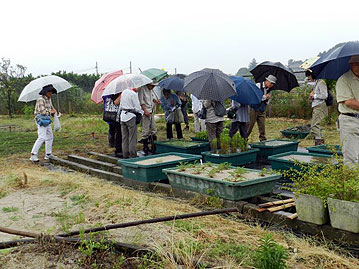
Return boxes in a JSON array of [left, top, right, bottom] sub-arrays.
[[0, 114, 354, 268], [2, 206, 18, 213]]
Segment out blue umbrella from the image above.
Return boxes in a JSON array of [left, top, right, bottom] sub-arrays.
[[310, 41, 359, 80], [183, 68, 236, 101], [229, 76, 263, 105], [158, 76, 184, 91]]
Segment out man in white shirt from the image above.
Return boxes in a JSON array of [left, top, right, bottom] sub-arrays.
[[120, 88, 144, 159], [138, 83, 160, 155], [247, 75, 277, 141]]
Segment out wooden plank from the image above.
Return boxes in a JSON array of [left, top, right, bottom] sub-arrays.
[[267, 202, 296, 212], [287, 213, 298, 220], [258, 198, 294, 208]]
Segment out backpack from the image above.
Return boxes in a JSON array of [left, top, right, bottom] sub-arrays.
[[325, 89, 334, 106], [213, 101, 226, 117]]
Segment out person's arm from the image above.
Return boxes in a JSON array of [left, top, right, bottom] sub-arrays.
[[314, 80, 328, 100], [37, 98, 47, 115], [161, 97, 171, 111], [138, 88, 150, 116], [113, 93, 122, 106], [175, 95, 182, 106], [343, 99, 359, 110], [49, 99, 57, 115], [133, 93, 144, 115]]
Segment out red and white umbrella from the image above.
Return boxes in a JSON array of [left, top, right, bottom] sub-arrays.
[[91, 70, 123, 104]]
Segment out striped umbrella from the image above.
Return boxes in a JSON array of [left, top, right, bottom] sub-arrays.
[[183, 68, 236, 101]]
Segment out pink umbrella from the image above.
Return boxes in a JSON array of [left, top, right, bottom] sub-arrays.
[[91, 70, 123, 104]]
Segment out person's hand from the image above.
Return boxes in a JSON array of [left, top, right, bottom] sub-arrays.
[[153, 99, 160, 105], [309, 91, 314, 99], [170, 100, 175, 106], [265, 94, 270, 100], [144, 109, 151, 117], [50, 109, 57, 115]]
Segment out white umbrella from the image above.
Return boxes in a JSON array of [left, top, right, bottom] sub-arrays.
[[18, 75, 72, 102], [300, 57, 320, 70], [102, 73, 152, 97]]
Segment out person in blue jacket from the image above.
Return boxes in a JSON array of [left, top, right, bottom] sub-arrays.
[[160, 89, 183, 139]]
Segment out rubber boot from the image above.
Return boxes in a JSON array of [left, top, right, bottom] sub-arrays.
[[150, 135, 157, 154], [143, 138, 150, 156]]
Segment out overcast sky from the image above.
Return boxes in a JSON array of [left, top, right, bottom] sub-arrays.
[[1, 0, 358, 76]]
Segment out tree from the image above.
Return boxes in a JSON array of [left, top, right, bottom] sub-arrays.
[[248, 58, 258, 70], [0, 58, 27, 117]]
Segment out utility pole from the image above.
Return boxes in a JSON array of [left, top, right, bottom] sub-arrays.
[[130, 61, 132, 73], [175, 68, 177, 74], [95, 62, 99, 75]]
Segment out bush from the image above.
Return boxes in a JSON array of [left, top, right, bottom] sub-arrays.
[[23, 105, 34, 118]]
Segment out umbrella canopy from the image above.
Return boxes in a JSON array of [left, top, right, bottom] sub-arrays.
[[91, 70, 123, 104], [159, 76, 184, 92], [18, 75, 72, 102], [310, 41, 359, 80], [183, 68, 236, 101], [250, 61, 299, 92], [102, 73, 152, 97], [300, 57, 320, 69], [141, 68, 168, 82], [229, 76, 263, 105]]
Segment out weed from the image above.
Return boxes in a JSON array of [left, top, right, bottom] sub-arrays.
[[205, 189, 223, 208], [193, 168, 202, 175], [9, 216, 20, 221], [70, 194, 88, 205], [172, 220, 203, 233], [2, 206, 18, 213], [207, 168, 217, 178], [209, 239, 252, 264], [253, 234, 289, 269], [217, 162, 231, 171]]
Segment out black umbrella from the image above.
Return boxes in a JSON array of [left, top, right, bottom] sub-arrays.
[[250, 61, 299, 92]]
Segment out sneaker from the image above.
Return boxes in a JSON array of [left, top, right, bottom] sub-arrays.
[[30, 154, 39, 162], [44, 154, 56, 160]]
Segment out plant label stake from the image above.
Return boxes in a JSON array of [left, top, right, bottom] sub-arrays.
[[91, 132, 95, 140]]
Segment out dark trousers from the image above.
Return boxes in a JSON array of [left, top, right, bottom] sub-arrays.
[[181, 101, 189, 126], [166, 123, 183, 139], [229, 121, 248, 139], [108, 123, 122, 154]]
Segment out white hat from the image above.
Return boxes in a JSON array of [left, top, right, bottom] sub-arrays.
[[265, 75, 277, 84]]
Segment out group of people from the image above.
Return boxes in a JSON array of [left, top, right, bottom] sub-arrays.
[[30, 55, 359, 166]]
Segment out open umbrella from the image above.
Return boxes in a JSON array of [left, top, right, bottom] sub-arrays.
[[141, 68, 168, 82], [229, 76, 263, 105], [91, 70, 123, 104], [300, 57, 320, 70], [310, 41, 359, 80], [250, 61, 299, 92], [18, 75, 72, 102], [102, 73, 152, 97], [183, 68, 236, 101], [158, 76, 184, 92]]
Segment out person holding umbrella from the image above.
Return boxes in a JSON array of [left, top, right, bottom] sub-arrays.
[[336, 55, 359, 165], [30, 85, 57, 162], [120, 88, 143, 159], [161, 89, 183, 139], [247, 75, 277, 141], [305, 69, 328, 146]]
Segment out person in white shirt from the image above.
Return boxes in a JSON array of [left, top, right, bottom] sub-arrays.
[[120, 88, 144, 159], [191, 94, 206, 133], [305, 69, 328, 145]]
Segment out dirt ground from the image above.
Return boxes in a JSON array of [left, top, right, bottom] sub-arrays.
[[0, 156, 358, 268]]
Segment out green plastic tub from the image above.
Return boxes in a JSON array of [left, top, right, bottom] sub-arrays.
[[201, 148, 259, 166], [269, 151, 335, 172], [306, 145, 342, 156], [155, 140, 210, 155], [280, 129, 309, 139], [190, 137, 208, 142], [163, 166, 281, 201], [250, 139, 299, 160], [118, 153, 202, 182]]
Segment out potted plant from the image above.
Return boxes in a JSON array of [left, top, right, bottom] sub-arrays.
[[283, 163, 332, 225], [191, 130, 208, 142], [155, 139, 210, 155], [163, 162, 281, 201], [201, 133, 259, 166], [284, 157, 359, 232]]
